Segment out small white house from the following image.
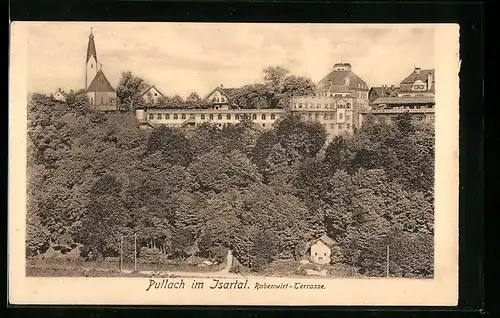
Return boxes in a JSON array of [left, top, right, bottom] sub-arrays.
[[141, 85, 165, 105], [306, 234, 335, 265], [51, 89, 67, 102]]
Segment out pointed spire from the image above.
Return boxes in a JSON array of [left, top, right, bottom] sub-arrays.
[[87, 27, 97, 63]]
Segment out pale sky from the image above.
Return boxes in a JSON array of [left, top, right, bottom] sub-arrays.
[[26, 22, 435, 98]]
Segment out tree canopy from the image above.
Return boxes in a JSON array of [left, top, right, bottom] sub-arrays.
[[27, 92, 434, 277]]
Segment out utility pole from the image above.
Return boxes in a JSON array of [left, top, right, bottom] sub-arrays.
[[134, 233, 137, 271], [120, 235, 123, 272], [386, 245, 390, 278]]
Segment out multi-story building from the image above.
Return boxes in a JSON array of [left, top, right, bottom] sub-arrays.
[[290, 62, 370, 136], [359, 67, 435, 125], [135, 106, 286, 130]]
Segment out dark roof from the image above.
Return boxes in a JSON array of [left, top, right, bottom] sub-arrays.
[[204, 86, 238, 100], [317, 69, 369, 92], [141, 85, 165, 98], [221, 87, 237, 96], [86, 70, 115, 93], [307, 234, 335, 248], [400, 69, 434, 85], [372, 96, 435, 105], [86, 31, 97, 63], [370, 86, 400, 98]]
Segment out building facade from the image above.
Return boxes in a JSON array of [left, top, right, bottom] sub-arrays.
[[204, 85, 238, 110], [141, 85, 165, 104], [85, 29, 117, 112], [135, 107, 286, 130], [51, 88, 67, 102], [360, 67, 435, 125], [290, 62, 370, 136]]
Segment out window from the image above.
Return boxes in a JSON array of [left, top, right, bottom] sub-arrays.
[[308, 113, 312, 119], [347, 102, 351, 108], [347, 123, 351, 129], [166, 114, 170, 119], [201, 114, 205, 120], [324, 253, 327, 256], [226, 114, 231, 120], [173, 114, 178, 120], [262, 114, 266, 120], [315, 253, 317, 256], [262, 124, 266, 127], [149, 114, 154, 119], [315, 113, 319, 120], [330, 114, 335, 120], [91, 63, 93, 68], [189, 114, 195, 120], [338, 124, 342, 129], [154, 93, 158, 96], [252, 114, 257, 120], [430, 115, 435, 123], [157, 114, 162, 120], [181, 114, 186, 120], [209, 114, 214, 120], [316, 104, 321, 109], [271, 114, 275, 120], [100, 97, 104, 104], [90, 97, 93, 105], [218, 114, 222, 120], [323, 114, 328, 120], [325, 104, 329, 108], [339, 113, 343, 120], [346, 114, 351, 121], [298, 103, 303, 108]]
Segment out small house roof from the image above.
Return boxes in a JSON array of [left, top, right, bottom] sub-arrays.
[[204, 86, 238, 101], [307, 234, 335, 249], [86, 70, 115, 93], [141, 85, 166, 98]]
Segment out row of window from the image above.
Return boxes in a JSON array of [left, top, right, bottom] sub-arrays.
[[294, 102, 352, 109], [149, 113, 277, 121], [321, 123, 351, 129], [302, 113, 351, 121], [314, 93, 350, 98]]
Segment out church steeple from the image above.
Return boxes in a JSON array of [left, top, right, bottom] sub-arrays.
[[87, 27, 98, 63], [85, 27, 98, 90]]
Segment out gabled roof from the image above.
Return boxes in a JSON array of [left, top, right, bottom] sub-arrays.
[[86, 70, 115, 93], [308, 234, 335, 248], [204, 86, 238, 100], [400, 69, 434, 85], [141, 85, 165, 98]]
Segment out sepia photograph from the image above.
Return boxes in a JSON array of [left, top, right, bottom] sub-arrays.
[[9, 22, 459, 306]]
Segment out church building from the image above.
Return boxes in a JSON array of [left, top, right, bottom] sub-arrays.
[[85, 29, 118, 112]]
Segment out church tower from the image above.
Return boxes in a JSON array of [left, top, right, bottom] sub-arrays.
[[85, 28, 98, 90]]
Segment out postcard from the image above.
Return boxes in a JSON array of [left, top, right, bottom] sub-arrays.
[[9, 22, 459, 306]]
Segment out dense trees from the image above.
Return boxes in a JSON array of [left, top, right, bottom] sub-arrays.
[[26, 93, 434, 277]]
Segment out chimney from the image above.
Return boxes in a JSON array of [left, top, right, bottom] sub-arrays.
[[220, 84, 224, 88], [427, 72, 433, 90], [414, 67, 421, 74]]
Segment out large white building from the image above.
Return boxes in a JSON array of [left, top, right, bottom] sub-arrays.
[[289, 62, 370, 136]]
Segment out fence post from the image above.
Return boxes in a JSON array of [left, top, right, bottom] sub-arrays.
[[386, 245, 390, 278]]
